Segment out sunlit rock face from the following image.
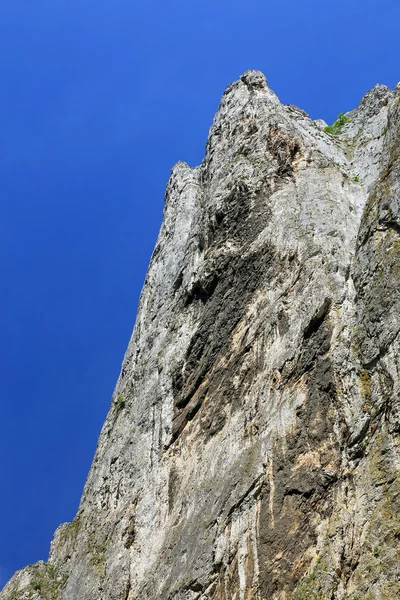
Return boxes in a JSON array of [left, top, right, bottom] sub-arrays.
[[2, 71, 400, 600]]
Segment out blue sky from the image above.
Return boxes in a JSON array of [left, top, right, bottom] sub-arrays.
[[1, 0, 399, 588]]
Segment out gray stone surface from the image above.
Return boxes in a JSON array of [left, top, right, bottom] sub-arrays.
[[2, 71, 400, 600]]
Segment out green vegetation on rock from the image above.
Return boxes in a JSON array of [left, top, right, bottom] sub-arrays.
[[325, 112, 351, 135], [291, 561, 329, 600], [3, 563, 68, 600]]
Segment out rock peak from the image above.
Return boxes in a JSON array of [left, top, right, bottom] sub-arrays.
[[2, 76, 400, 600], [355, 82, 394, 118], [240, 69, 268, 90]]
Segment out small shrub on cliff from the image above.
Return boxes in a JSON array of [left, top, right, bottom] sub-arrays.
[[115, 395, 125, 411], [325, 112, 351, 135]]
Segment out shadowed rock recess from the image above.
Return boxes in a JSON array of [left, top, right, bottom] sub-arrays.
[[3, 71, 400, 600]]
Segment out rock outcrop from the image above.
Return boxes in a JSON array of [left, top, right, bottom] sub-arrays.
[[2, 71, 400, 600]]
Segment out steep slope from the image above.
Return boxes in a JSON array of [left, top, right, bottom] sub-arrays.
[[2, 71, 400, 600]]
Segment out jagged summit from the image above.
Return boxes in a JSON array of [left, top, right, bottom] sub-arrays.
[[2, 74, 400, 600], [222, 69, 270, 95], [354, 82, 394, 114], [239, 69, 269, 90]]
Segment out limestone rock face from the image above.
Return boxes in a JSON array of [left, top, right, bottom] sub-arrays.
[[2, 71, 400, 600]]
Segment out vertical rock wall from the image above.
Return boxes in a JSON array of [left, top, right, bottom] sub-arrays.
[[2, 73, 400, 600]]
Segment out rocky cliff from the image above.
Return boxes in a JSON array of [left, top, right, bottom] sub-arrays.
[[2, 71, 400, 600]]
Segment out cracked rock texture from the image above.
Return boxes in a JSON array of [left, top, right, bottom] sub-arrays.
[[2, 71, 400, 600]]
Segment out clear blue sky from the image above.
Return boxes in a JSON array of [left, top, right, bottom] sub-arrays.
[[1, 0, 399, 588]]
